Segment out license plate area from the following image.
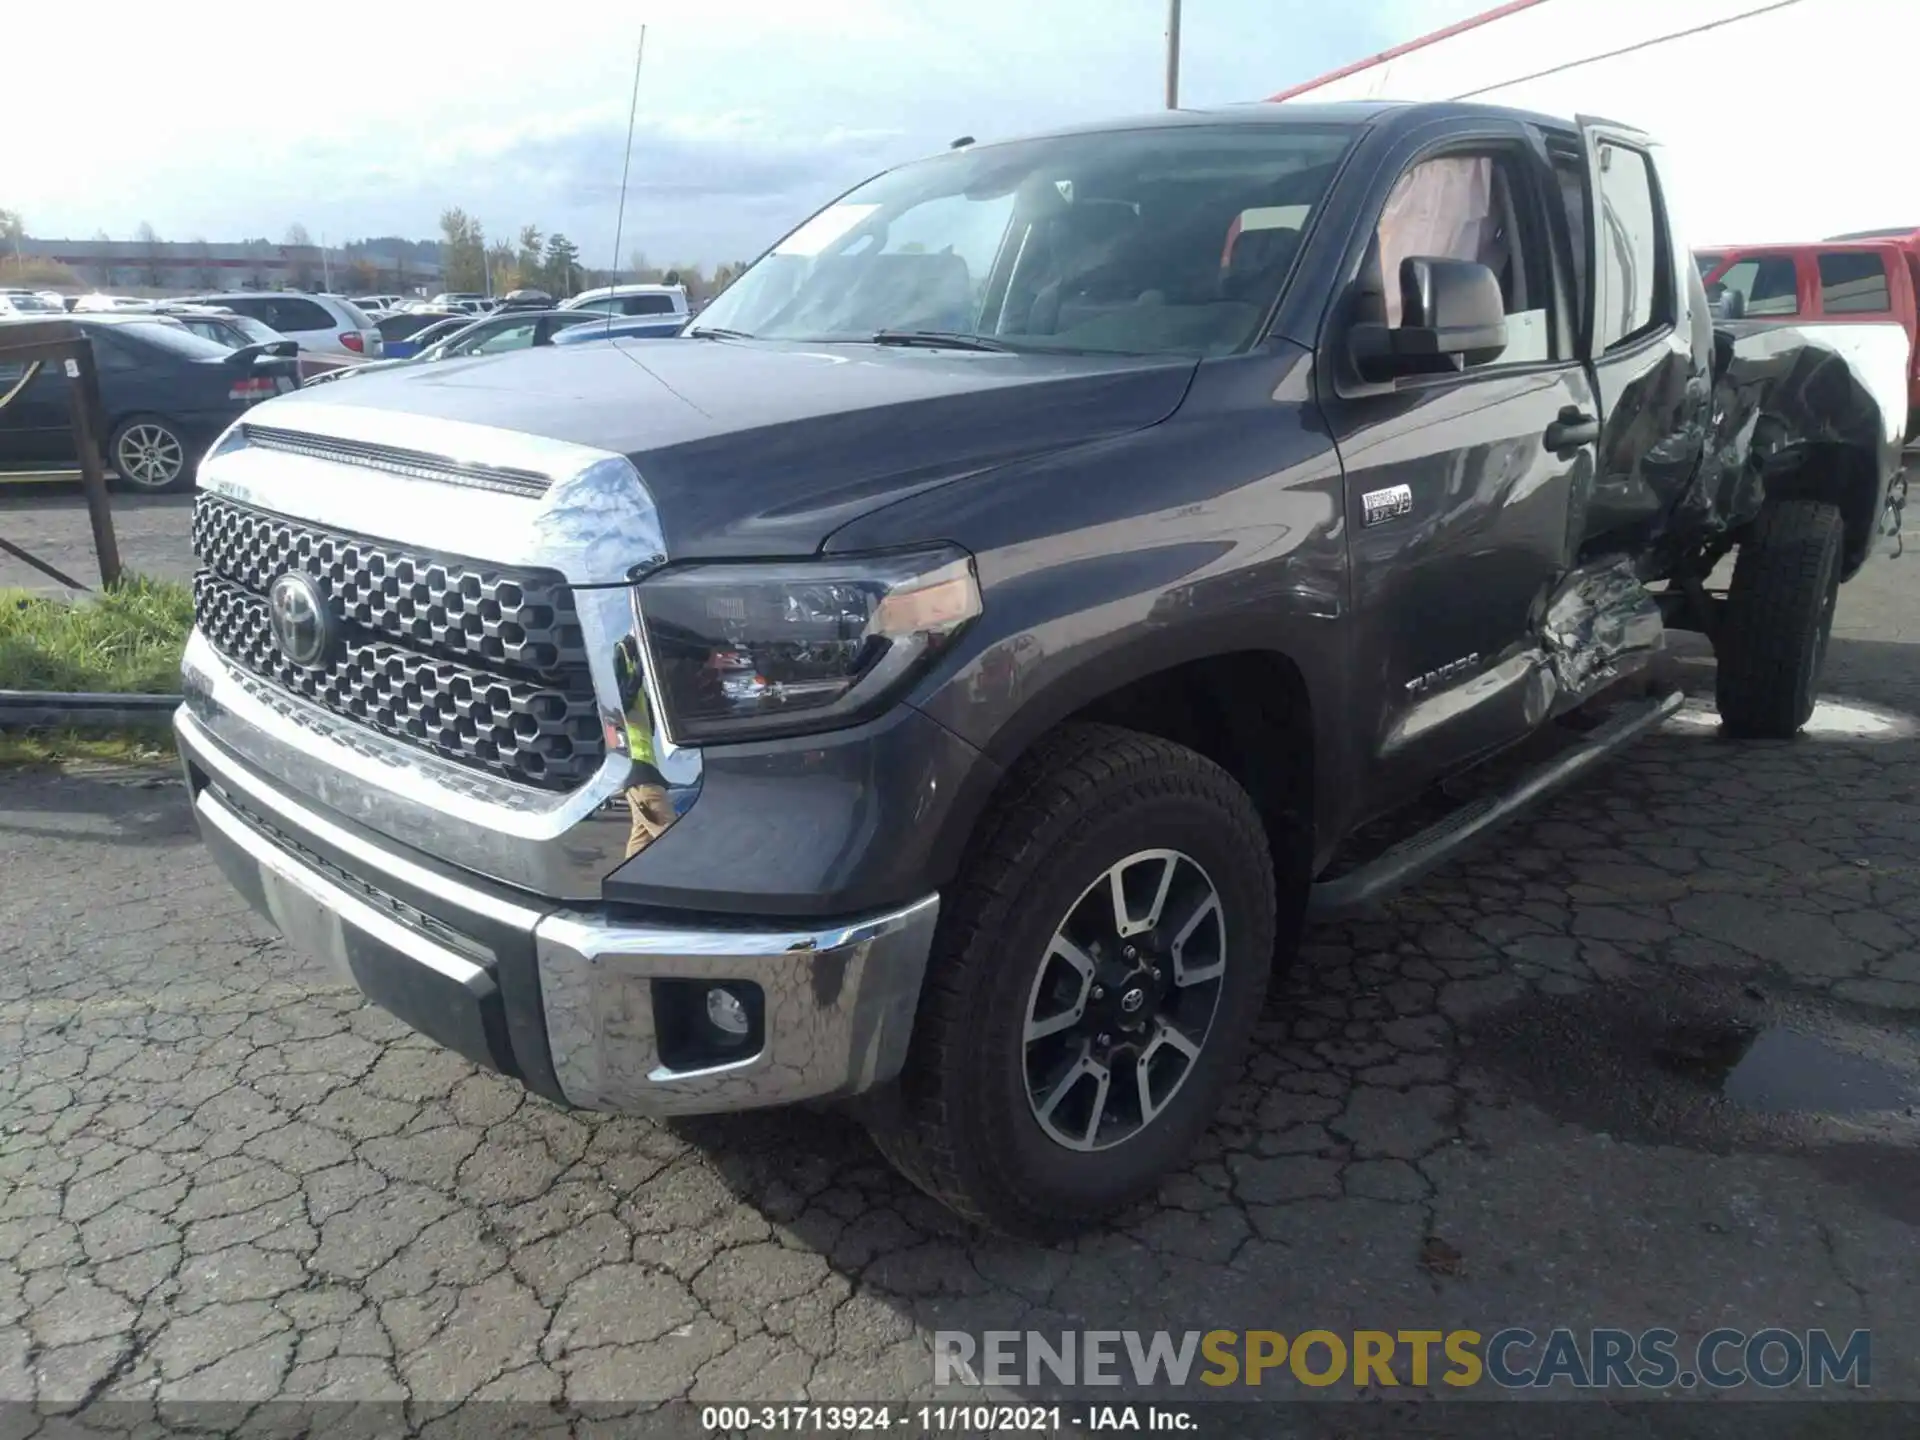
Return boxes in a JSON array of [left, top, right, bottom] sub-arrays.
[[195, 785, 518, 1076]]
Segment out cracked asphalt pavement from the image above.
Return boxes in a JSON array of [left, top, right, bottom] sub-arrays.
[[4, 511, 1920, 1413]]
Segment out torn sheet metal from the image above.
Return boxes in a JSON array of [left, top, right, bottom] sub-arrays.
[[1540, 557, 1664, 706]]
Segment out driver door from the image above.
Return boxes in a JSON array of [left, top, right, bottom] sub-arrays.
[[1316, 120, 1601, 814]]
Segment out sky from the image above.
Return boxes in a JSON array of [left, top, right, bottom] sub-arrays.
[[6, 0, 1492, 266]]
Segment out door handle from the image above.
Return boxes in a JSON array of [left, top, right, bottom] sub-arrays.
[[1543, 406, 1599, 452]]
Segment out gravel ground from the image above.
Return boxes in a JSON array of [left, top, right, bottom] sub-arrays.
[[0, 491, 195, 595], [3, 496, 1919, 1420]]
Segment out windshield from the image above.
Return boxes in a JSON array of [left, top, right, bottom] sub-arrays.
[[3, 292, 63, 313], [115, 321, 237, 359], [695, 121, 1354, 357]]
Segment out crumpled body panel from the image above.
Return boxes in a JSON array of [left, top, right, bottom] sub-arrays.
[[1676, 320, 1908, 574], [1540, 556, 1665, 705]]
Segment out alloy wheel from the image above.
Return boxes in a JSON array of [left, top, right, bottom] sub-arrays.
[[1021, 847, 1227, 1152], [115, 423, 185, 489]]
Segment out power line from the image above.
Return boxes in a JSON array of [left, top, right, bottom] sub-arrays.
[[1451, 0, 1807, 100], [609, 23, 648, 287]]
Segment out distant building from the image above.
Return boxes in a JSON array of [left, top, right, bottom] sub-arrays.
[[16, 238, 442, 292]]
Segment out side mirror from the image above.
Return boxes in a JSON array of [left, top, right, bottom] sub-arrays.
[[1705, 282, 1745, 320], [1349, 256, 1508, 380]]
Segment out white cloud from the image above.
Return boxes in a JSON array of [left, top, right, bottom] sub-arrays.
[[7, 0, 1463, 259]]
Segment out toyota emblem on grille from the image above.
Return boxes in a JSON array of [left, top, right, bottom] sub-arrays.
[[268, 572, 335, 668]]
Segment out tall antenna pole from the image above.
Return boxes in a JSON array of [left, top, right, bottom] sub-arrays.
[[1164, 0, 1182, 108], [611, 24, 648, 283]]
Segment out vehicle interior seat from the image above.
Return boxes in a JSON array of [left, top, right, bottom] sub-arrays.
[[781, 251, 976, 335]]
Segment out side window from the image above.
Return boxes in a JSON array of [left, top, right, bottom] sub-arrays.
[[1817, 252, 1891, 314], [91, 335, 141, 372], [1716, 257, 1799, 316], [617, 294, 676, 316], [471, 321, 537, 354], [1547, 145, 1589, 332], [221, 297, 269, 323], [571, 297, 618, 314], [0, 360, 34, 399], [1593, 142, 1670, 349], [1373, 150, 1556, 366], [270, 298, 336, 332]]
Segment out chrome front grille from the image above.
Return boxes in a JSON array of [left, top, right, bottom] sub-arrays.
[[192, 493, 605, 791]]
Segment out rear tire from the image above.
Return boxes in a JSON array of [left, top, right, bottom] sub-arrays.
[[865, 723, 1278, 1239], [1715, 499, 1844, 738], [108, 416, 194, 494]]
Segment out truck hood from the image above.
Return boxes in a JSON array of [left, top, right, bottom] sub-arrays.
[[273, 339, 1198, 557]]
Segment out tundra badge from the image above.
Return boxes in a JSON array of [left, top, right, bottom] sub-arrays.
[[1362, 484, 1414, 527]]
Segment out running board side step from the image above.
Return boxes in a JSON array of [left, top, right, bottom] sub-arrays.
[[1308, 691, 1684, 920]]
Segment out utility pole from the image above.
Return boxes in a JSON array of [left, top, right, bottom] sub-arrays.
[[1165, 0, 1182, 109]]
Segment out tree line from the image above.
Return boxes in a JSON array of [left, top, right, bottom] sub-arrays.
[[436, 208, 748, 303], [0, 205, 754, 301]]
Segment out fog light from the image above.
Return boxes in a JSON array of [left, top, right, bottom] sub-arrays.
[[706, 985, 751, 1040]]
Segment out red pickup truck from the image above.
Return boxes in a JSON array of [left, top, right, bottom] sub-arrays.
[[1696, 233, 1920, 441]]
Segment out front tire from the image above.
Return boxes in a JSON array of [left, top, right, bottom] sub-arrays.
[[1715, 499, 1844, 738], [866, 724, 1277, 1238], [108, 416, 193, 493]]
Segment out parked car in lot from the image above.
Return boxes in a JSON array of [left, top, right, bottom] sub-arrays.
[[0, 314, 298, 490], [153, 305, 288, 353], [496, 288, 554, 311], [1696, 238, 1920, 440], [71, 293, 153, 313], [350, 293, 405, 315], [180, 292, 382, 361], [304, 309, 604, 384], [559, 282, 687, 318], [548, 312, 688, 345], [175, 101, 1905, 1235], [374, 310, 466, 359], [0, 289, 65, 316]]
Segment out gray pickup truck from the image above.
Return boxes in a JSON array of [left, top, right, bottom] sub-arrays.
[[177, 100, 1906, 1236]]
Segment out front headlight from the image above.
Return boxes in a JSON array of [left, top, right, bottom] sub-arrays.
[[635, 547, 982, 744]]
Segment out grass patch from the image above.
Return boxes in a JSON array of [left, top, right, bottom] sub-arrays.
[[0, 731, 174, 766], [0, 575, 193, 693], [0, 576, 190, 765]]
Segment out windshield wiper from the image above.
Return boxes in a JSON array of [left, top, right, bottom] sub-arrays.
[[685, 325, 755, 340], [870, 329, 1015, 352]]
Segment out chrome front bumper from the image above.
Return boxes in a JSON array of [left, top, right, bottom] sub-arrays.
[[178, 705, 941, 1116]]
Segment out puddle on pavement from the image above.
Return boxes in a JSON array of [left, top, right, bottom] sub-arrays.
[[1461, 975, 1920, 1219], [1711, 1026, 1915, 1113], [1662, 696, 1917, 740]]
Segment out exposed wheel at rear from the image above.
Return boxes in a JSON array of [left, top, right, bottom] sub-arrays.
[[108, 416, 193, 493], [864, 722, 1278, 1238], [1715, 498, 1844, 738]]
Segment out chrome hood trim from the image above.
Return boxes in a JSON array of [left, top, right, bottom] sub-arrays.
[[197, 400, 666, 585], [187, 400, 701, 898]]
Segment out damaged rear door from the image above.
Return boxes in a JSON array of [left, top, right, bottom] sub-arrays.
[[1561, 117, 1713, 557]]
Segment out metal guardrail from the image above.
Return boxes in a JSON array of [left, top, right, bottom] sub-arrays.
[[0, 691, 180, 730]]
